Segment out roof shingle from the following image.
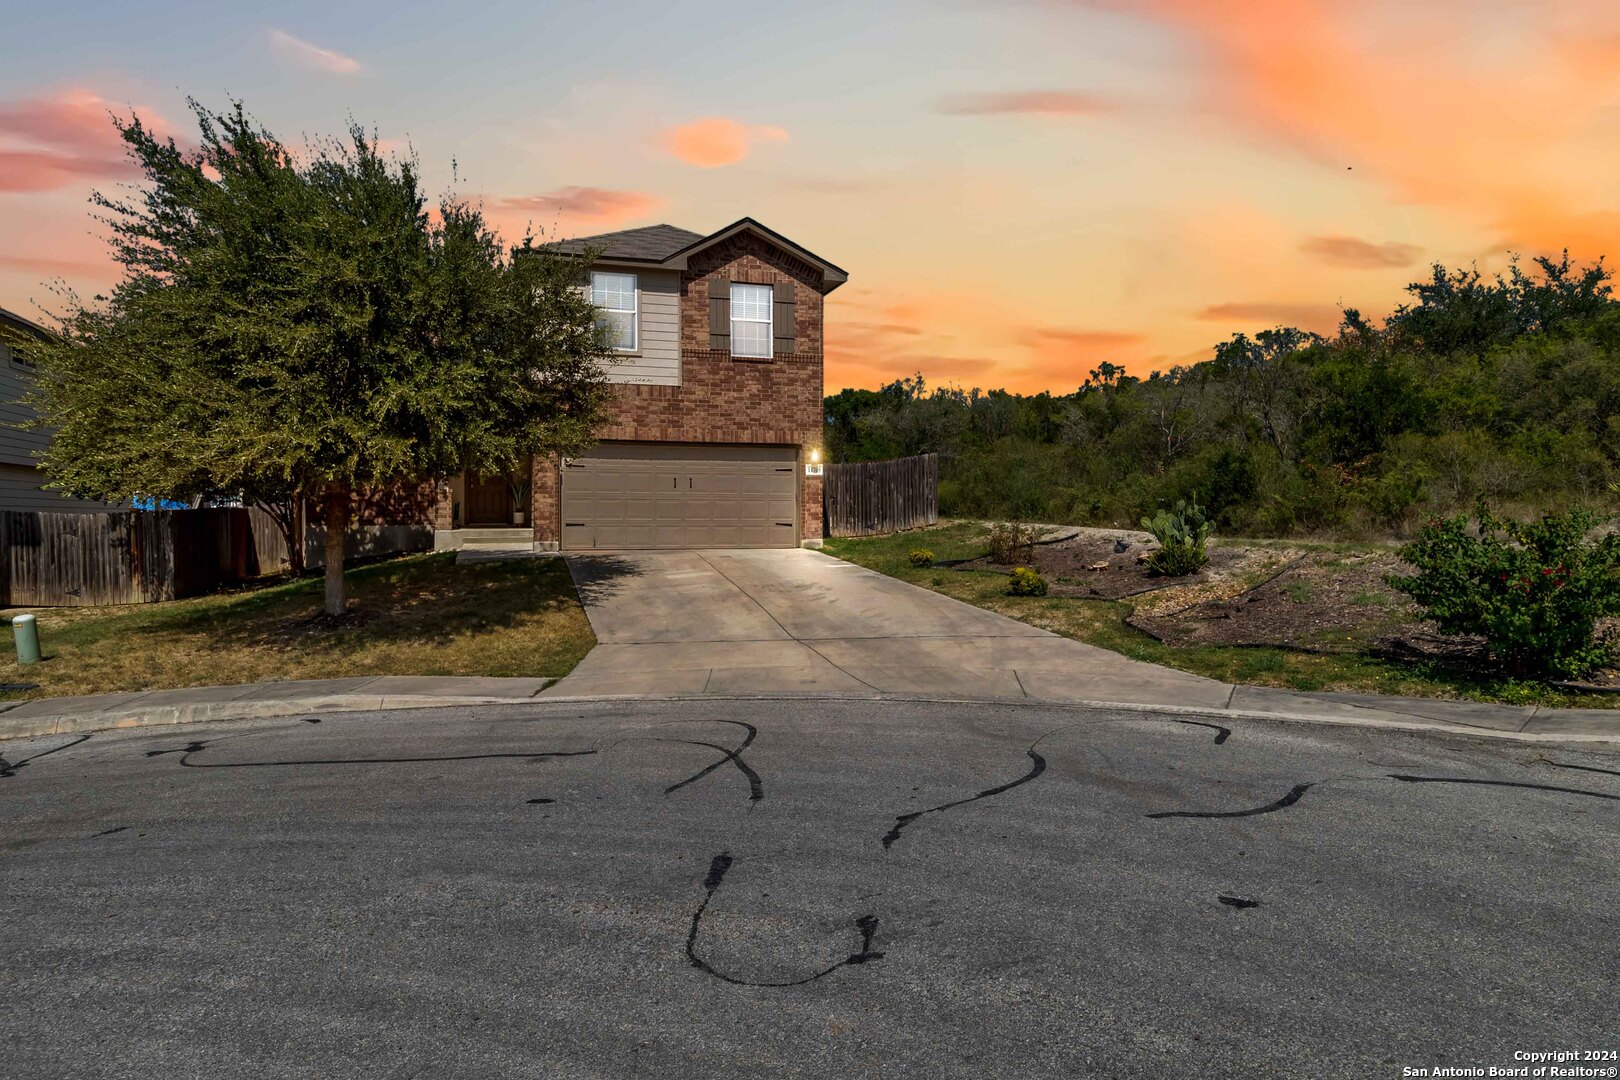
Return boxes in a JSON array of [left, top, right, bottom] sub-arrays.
[[550, 223, 705, 262]]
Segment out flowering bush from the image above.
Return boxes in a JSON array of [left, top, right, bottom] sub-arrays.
[[1007, 567, 1049, 596], [908, 549, 935, 568], [1388, 502, 1620, 678]]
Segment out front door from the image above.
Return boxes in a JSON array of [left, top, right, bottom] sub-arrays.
[[465, 472, 513, 525]]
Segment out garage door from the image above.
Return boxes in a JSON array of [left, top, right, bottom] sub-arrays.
[[561, 443, 798, 550]]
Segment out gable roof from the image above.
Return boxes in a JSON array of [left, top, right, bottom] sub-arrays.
[[551, 223, 706, 263], [549, 217, 848, 293], [0, 305, 49, 339]]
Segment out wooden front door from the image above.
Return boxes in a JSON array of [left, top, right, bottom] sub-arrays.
[[465, 472, 513, 525]]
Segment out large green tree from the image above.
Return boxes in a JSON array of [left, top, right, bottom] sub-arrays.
[[23, 100, 613, 613]]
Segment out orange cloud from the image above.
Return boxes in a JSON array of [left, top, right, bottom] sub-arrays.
[[1011, 327, 1150, 387], [824, 299, 993, 389], [660, 118, 787, 168], [268, 29, 362, 75], [490, 186, 664, 230], [0, 251, 113, 277], [935, 91, 1114, 117], [1086, 0, 1620, 257], [1299, 235, 1422, 269], [1019, 327, 1145, 350], [0, 207, 120, 298], [1196, 301, 1342, 334], [0, 90, 143, 193]]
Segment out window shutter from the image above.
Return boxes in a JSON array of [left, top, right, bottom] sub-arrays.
[[773, 281, 796, 355], [708, 274, 730, 352]]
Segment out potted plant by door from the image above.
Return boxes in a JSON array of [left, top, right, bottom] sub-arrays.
[[509, 475, 531, 527]]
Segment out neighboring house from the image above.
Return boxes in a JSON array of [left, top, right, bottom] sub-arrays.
[[430, 217, 847, 551], [0, 305, 121, 513]]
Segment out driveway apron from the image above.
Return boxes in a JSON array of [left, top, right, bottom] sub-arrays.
[[546, 548, 1231, 706]]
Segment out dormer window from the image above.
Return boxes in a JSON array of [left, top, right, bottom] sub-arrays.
[[591, 271, 638, 352], [730, 283, 773, 358]]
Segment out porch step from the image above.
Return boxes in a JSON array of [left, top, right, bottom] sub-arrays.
[[458, 527, 531, 542]]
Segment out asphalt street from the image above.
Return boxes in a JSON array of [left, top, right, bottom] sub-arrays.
[[1, 699, 1616, 1079]]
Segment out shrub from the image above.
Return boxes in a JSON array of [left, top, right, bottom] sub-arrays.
[[1007, 567, 1048, 596], [1140, 499, 1212, 576], [987, 522, 1036, 564], [908, 548, 934, 568], [1388, 502, 1620, 678]]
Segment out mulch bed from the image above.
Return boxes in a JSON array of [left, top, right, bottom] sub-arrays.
[[1127, 551, 1416, 654], [952, 529, 1239, 600], [949, 526, 1620, 686]]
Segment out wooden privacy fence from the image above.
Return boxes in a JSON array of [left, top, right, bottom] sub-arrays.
[[822, 453, 939, 538], [0, 508, 283, 607]]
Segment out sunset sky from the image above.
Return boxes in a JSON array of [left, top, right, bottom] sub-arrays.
[[5, 0, 1620, 393]]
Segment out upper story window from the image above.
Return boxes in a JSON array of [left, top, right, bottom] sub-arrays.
[[730, 283, 773, 358], [1, 340, 31, 369], [591, 271, 637, 352]]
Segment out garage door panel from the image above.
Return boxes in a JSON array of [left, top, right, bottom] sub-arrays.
[[563, 444, 797, 550]]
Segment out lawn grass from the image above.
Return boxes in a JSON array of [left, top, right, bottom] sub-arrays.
[[825, 523, 1616, 709], [0, 553, 595, 701]]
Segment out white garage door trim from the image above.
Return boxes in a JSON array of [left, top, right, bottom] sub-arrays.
[[561, 443, 798, 550]]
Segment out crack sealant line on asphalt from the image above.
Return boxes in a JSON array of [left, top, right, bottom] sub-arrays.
[[691, 551, 886, 694]]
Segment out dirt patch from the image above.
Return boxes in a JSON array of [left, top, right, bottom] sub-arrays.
[[264, 607, 383, 643], [1128, 551, 1421, 654], [949, 526, 1620, 684], [954, 527, 1280, 601]]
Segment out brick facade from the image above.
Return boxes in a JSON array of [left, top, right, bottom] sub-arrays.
[[337, 480, 441, 529], [531, 230, 828, 547]]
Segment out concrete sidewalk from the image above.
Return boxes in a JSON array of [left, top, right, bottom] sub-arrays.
[[0, 676, 553, 739]]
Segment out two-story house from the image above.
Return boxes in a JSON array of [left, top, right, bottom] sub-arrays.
[[0, 305, 120, 513], [430, 218, 846, 551]]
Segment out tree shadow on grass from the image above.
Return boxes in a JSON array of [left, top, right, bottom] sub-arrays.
[[125, 554, 600, 657]]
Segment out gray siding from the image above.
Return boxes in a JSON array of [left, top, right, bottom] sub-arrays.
[[0, 342, 51, 468], [0, 464, 121, 513], [591, 267, 681, 387]]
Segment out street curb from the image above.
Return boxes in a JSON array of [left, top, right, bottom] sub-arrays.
[[530, 691, 1620, 746], [0, 685, 554, 741], [4, 684, 1611, 748]]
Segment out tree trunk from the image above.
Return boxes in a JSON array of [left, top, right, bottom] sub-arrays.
[[322, 484, 349, 616], [290, 496, 306, 576], [253, 496, 307, 577]]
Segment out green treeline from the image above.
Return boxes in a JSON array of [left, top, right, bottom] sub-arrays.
[[825, 255, 1620, 536]]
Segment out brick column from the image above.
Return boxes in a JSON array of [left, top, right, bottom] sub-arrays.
[[801, 472, 824, 544], [428, 480, 454, 531], [531, 455, 561, 550]]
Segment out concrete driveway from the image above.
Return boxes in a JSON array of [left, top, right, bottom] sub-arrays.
[[547, 548, 1230, 707]]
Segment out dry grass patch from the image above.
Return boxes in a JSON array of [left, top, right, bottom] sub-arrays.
[[0, 553, 595, 701]]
